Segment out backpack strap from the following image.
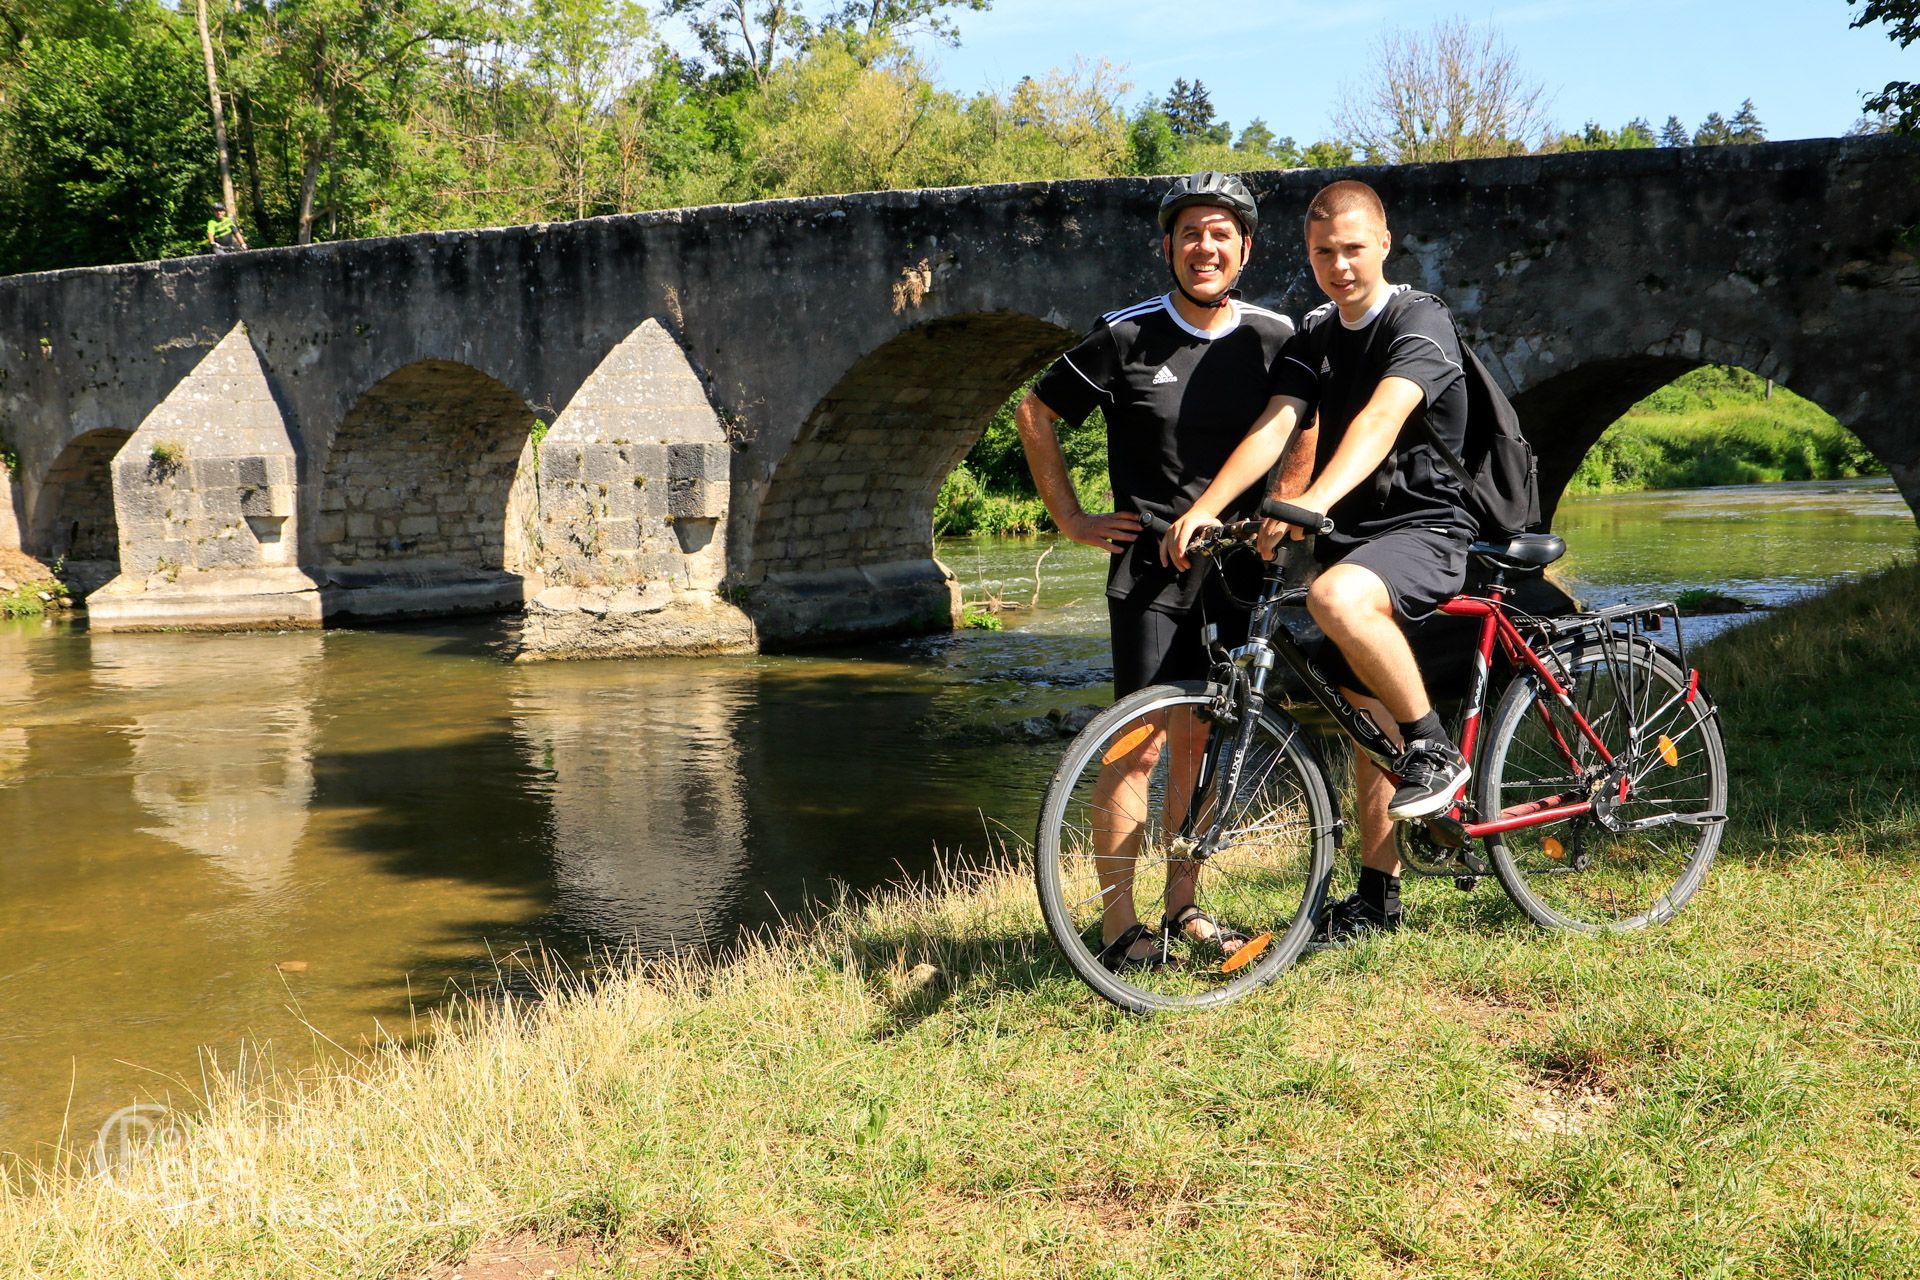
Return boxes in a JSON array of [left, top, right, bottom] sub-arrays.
[[1389, 292, 1476, 493]]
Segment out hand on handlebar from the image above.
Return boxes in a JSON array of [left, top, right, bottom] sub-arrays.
[[1061, 509, 1142, 555], [1255, 517, 1307, 560], [1159, 506, 1222, 572]]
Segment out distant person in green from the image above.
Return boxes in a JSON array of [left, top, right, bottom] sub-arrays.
[[206, 203, 247, 254]]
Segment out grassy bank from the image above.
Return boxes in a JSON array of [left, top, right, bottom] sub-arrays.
[[0, 549, 69, 618], [1566, 366, 1881, 495], [3, 568, 1918, 1278]]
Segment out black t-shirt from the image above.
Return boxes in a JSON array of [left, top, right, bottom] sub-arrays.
[[1269, 285, 1475, 552], [1034, 295, 1294, 611]]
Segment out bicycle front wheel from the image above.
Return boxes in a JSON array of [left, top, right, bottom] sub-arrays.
[[1478, 635, 1726, 932], [1034, 681, 1337, 1013]]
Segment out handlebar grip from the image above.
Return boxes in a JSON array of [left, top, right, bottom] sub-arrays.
[[1135, 510, 1167, 535], [1258, 498, 1334, 535]]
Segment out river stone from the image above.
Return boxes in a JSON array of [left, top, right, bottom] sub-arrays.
[[1049, 704, 1103, 734]]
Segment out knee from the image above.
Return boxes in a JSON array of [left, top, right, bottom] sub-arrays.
[[1308, 569, 1389, 632]]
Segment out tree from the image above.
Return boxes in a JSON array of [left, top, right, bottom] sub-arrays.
[[1301, 139, 1354, 168], [0, 2, 216, 271], [1163, 77, 1226, 143], [1659, 114, 1690, 147], [1729, 98, 1766, 143], [1849, 0, 1919, 131], [1693, 111, 1732, 145], [1126, 98, 1180, 174], [821, 0, 989, 48], [1332, 18, 1551, 163], [195, 0, 240, 222], [1555, 117, 1656, 151]]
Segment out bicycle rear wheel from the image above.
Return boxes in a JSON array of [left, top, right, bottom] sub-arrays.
[[1478, 635, 1726, 932], [1034, 681, 1336, 1013]]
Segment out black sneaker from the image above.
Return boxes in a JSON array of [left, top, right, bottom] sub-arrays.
[[1387, 738, 1471, 821], [1309, 891, 1402, 949]]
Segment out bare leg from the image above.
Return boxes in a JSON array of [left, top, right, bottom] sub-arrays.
[[1089, 708, 1210, 957], [1343, 689, 1403, 875], [1309, 564, 1430, 724]]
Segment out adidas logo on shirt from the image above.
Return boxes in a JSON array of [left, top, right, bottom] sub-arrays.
[[1151, 366, 1178, 385]]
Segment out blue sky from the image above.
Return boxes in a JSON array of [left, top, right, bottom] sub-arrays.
[[916, 0, 1912, 143]]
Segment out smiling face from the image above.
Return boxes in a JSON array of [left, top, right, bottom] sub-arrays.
[[1164, 206, 1249, 307], [1306, 206, 1391, 320]]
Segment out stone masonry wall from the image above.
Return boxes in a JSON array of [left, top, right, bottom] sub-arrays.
[[29, 428, 126, 564], [318, 361, 538, 577], [749, 312, 1073, 584]]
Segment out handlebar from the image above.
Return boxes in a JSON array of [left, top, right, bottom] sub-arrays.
[[1257, 498, 1334, 535]]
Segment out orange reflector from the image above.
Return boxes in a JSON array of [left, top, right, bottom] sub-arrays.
[[1658, 735, 1679, 767], [1542, 837, 1566, 861], [1219, 932, 1273, 974], [1102, 724, 1156, 764]]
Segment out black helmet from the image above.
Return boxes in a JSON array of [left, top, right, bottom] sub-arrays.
[[1157, 171, 1258, 237]]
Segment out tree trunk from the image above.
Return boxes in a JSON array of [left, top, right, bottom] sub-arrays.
[[195, 0, 242, 241], [296, 137, 325, 245]]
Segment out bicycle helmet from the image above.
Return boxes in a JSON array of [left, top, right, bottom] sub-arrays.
[[1158, 171, 1257, 310], [1157, 171, 1259, 237]]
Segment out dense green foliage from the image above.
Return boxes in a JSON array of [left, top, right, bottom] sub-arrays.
[[1567, 366, 1882, 494], [0, 0, 1357, 275], [0, 2, 1809, 276], [0, 2, 217, 270], [934, 375, 1106, 537]]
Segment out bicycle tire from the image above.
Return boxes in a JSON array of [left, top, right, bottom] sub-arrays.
[[1034, 681, 1337, 1013], [1478, 635, 1726, 932]]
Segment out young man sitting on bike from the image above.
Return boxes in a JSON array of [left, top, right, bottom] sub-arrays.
[[1163, 179, 1476, 943], [1016, 172, 1304, 968]]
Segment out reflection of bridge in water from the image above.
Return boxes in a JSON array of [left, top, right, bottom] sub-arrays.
[[508, 660, 754, 939], [91, 633, 322, 898], [0, 137, 1914, 653]]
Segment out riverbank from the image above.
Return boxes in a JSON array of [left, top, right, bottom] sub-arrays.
[[0, 549, 69, 618], [3, 565, 1916, 1278]]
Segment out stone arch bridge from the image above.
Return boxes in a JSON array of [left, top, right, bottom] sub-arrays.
[[2, 135, 1915, 655]]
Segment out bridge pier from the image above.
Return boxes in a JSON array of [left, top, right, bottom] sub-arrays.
[[89, 324, 321, 631], [517, 318, 754, 659]]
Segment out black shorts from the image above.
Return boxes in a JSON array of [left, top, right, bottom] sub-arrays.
[[1108, 565, 1253, 699], [1313, 526, 1471, 696]]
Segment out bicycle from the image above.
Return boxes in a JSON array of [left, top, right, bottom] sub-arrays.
[[1033, 500, 1728, 1013]]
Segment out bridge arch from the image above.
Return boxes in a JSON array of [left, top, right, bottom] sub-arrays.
[[745, 310, 1076, 643], [25, 427, 131, 592], [315, 360, 542, 612], [1505, 341, 1893, 523]]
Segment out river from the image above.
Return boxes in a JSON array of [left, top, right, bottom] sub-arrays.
[[1, 477, 1914, 1159]]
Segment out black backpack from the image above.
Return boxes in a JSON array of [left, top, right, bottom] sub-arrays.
[[1379, 291, 1542, 538]]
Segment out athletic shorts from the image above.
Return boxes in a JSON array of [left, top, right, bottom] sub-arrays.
[[1313, 526, 1471, 697], [1108, 570, 1252, 699]]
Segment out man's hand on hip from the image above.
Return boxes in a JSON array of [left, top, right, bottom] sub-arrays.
[[1063, 510, 1143, 555]]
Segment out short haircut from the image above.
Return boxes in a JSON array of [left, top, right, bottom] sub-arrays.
[[1304, 180, 1386, 238]]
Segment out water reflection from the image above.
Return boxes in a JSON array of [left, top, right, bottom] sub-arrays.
[[508, 661, 753, 941], [91, 634, 321, 898]]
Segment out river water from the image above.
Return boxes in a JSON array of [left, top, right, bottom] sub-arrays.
[[2, 477, 1914, 1159]]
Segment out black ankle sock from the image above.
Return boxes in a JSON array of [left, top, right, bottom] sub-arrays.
[[1359, 865, 1401, 917], [1398, 711, 1446, 748]]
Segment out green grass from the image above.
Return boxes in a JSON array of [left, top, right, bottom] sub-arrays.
[[1, 567, 1917, 1278], [0, 578, 67, 618], [1568, 366, 1883, 494]]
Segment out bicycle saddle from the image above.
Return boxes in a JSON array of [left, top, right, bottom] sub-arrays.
[[1469, 532, 1566, 570]]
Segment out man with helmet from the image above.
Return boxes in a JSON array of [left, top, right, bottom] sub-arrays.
[[1014, 171, 1302, 969], [206, 202, 246, 254]]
